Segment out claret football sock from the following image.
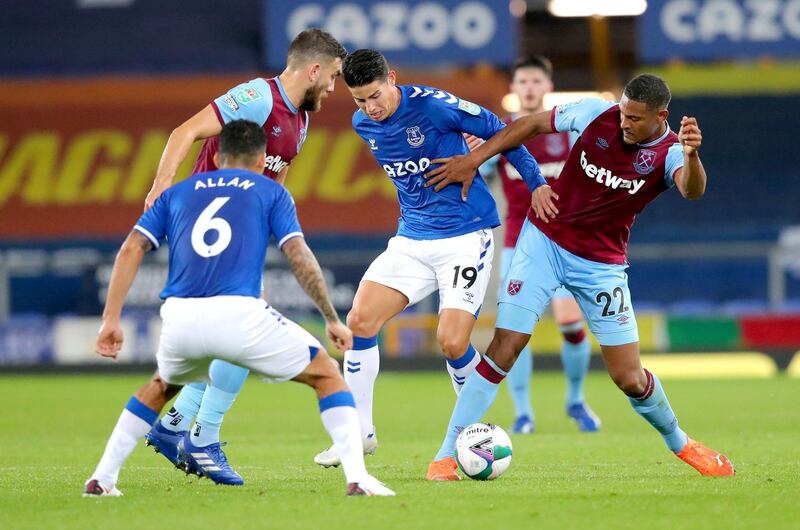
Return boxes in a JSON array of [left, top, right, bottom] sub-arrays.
[[627, 369, 688, 452]]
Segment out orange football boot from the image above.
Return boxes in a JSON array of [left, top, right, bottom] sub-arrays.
[[675, 437, 735, 476], [426, 457, 461, 481]]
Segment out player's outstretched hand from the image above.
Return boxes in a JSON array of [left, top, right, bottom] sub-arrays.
[[144, 181, 168, 211], [531, 185, 559, 223], [326, 320, 353, 352], [96, 320, 124, 360], [424, 155, 478, 201], [462, 133, 484, 152], [679, 116, 702, 155]]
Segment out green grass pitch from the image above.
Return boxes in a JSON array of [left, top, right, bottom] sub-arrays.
[[1, 372, 798, 530]]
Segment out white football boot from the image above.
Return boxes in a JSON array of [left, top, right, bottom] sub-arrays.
[[314, 432, 378, 468], [346, 475, 395, 496], [82, 479, 123, 497]]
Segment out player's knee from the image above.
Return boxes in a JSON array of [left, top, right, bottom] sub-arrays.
[[437, 333, 470, 360], [346, 309, 380, 337], [610, 368, 647, 396]]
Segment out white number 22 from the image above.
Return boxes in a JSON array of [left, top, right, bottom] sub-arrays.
[[191, 197, 232, 257]]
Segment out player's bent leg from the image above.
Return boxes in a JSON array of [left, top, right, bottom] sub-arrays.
[[84, 372, 181, 497], [601, 342, 734, 476], [295, 350, 394, 496], [428, 326, 530, 480], [553, 296, 600, 432], [505, 346, 534, 433], [437, 309, 481, 394]]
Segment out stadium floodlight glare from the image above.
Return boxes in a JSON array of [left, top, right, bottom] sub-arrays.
[[547, 0, 647, 17]]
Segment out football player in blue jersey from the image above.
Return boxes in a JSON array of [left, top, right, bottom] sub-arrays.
[[311, 49, 547, 481], [83, 120, 395, 497]]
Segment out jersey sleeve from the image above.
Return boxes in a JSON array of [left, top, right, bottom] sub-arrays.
[[552, 98, 616, 135], [269, 187, 304, 248], [211, 78, 274, 126], [664, 143, 685, 188], [134, 190, 170, 249], [426, 93, 546, 191]]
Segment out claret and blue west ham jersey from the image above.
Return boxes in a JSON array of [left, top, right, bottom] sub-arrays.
[[534, 98, 685, 264], [134, 168, 303, 299], [352, 85, 544, 240], [193, 77, 309, 179]]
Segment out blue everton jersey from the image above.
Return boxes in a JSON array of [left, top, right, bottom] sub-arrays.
[[352, 84, 544, 240], [134, 168, 303, 299]]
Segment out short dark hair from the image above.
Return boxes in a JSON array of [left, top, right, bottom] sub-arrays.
[[342, 49, 389, 87], [219, 120, 266, 164], [511, 56, 553, 79], [287, 28, 347, 68], [623, 74, 671, 110]]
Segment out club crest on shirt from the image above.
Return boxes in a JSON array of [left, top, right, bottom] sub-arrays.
[[633, 149, 657, 175], [406, 126, 425, 148], [507, 279, 524, 296], [272, 126, 282, 137]]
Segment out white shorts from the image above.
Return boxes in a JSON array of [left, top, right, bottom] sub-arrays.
[[361, 229, 494, 315], [156, 296, 321, 385]]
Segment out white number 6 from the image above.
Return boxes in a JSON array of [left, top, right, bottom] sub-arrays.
[[191, 197, 232, 257]]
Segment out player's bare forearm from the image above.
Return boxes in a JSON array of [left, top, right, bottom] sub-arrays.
[[151, 106, 223, 196], [102, 231, 152, 321], [282, 237, 339, 323], [471, 110, 554, 165], [274, 167, 289, 187], [675, 116, 706, 200], [677, 151, 706, 200]]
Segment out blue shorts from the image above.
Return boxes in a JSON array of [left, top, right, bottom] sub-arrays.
[[497, 220, 638, 346], [498, 247, 574, 301]]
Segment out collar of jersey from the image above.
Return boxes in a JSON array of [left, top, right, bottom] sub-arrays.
[[273, 77, 298, 114], [637, 124, 671, 147]]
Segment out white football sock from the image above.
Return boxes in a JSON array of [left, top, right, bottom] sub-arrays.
[[344, 340, 380, 437], [91, 409, 152, 486], [445, 345, 481, 395], [320, 406, 368, 484]]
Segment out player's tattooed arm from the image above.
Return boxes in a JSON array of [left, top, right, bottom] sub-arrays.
[[96, 230, 152, 359], [145, 105, 222, 210], [674, 116, 707, 200], [281, 237, 339, 322]]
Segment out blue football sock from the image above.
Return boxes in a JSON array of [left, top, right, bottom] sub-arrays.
[[434, 357, 507, 461], [505, 344, 533, 419], [191, 361, 249, 447], [560, 323, 591, 406], [628, 369, 688, 452], [160, 382, 206, 433]]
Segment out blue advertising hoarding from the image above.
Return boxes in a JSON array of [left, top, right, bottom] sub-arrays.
[[640, 0, 800, 62], [262, 0, 517, 69]]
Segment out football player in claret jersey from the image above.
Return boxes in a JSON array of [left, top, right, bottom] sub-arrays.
[[84, 120, 394, 497], [425, 74, 734, 476], [311, 49, 546, 481], [480, 57, 600, 435], [137, 29, 346, 484]]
